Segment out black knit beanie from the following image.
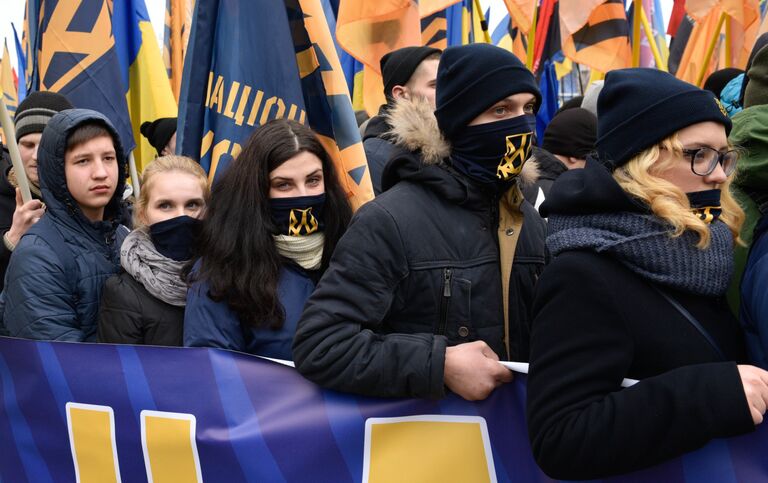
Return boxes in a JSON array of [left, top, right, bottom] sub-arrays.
[[542, 108, 597, 159], [140, 117, 177, 155], [555, 95, 584, 115], [703, 68, 744, 97], [596, 68, 732, 169], [14, 91, 74, 141], [381, 46, 441, 101], [434, 44, 541, 141]]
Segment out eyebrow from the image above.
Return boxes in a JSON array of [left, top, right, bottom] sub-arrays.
[[154, 197, 205, 204], [70, 150, 116, 158], [684, 143, 730, 151]]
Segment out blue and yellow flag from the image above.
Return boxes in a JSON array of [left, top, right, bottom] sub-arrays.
[[34, 0, 135, 155], [11, 23, 27, 103], [113, 0, 178, 171], [21, 0, 41, 96], [178, 0, 373, 209]]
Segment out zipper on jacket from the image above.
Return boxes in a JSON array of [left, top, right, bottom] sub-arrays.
[[438, 268, 453, 335]]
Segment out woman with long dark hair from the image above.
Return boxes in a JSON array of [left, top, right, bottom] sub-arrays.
[[183, 119, 352, 360]]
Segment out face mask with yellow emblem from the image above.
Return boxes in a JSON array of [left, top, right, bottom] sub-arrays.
[[449, 114, 536, 191], [270, 194, 326, 236], [687, 189, 722, 224]]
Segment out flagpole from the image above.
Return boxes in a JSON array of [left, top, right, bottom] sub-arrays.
[[129, 152, 141, 198], [0, 101, 32, 203], [472, 0, 492, 43], [526, 4, 538, 70], [696, 12, 728, 87], [632, 0, 642, 67], [639, 6, 667, 72]]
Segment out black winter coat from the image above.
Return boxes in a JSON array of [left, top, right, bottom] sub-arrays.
[[362, 111, 396, 195], [527, 161, 753, 480], [98, 272, 184, 346], [521, 147, 567, 206], [293, 99, 547, 399]]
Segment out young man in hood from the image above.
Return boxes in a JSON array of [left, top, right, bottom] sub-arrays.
[[294, 44, 547, 401], [363, 46, 441, 195], [0, 91, 74, 291], [1, 109, 127, 341]]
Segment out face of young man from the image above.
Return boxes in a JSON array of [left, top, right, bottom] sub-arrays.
[[17, 132, 43, 186], [64, 135, 119, 222], [392, 58, 440, 108]]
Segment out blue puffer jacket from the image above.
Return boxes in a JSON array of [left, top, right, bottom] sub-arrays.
[[184, 264, 315, 360], [741, 214, 768, 369], [0, 109, 127, 341]]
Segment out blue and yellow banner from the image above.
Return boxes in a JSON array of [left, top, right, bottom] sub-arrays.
[[178, 0, 373, 209], [1, 336, 767, 482]]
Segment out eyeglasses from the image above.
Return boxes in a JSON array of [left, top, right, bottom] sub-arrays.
[[681, 147, 739, 177]]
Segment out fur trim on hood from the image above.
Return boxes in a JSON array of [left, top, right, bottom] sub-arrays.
[[384, 97, 540, 187]]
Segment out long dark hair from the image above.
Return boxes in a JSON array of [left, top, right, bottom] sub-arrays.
[[188, 119, 352, 329]]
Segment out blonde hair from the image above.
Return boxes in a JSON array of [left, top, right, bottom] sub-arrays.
[[134, 155, 210, 228], [612, 133, 744, 249]]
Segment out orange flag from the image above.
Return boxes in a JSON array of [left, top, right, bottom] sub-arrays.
[[503, 0, 537, 34], [559, 0, 632, 73], [419, 0, 461, 18], [336, 1, 422, 115], [676, 8, 722, 84], [679, 0, 760, 84]]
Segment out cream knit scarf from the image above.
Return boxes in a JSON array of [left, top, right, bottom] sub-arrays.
[[273, 232, 325, 270]]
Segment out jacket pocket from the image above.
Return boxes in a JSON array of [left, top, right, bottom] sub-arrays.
[[437, 268, 473, 342]]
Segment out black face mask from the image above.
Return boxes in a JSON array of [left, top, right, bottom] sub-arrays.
[[449, 114, 536, 191], [687, 189, 722, 223], [270, 193, 326, 236], [149, 215, 202, 261]]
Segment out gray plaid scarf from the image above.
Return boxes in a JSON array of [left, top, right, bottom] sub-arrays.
[[121, 229, 188, 306], [547, 212, 734, 296]]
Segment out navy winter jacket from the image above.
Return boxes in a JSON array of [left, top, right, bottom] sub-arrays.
[[741, 214, 768, 368], [184, 264, 315, 360], [0, 109, 127, 341]]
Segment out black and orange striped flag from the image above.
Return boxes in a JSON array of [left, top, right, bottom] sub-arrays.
[[559, 0, 631, 73]]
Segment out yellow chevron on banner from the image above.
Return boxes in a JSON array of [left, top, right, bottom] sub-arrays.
[[141, 410, 202, 483], [363, 416, 496, 483], [66, 403, 121, 483]]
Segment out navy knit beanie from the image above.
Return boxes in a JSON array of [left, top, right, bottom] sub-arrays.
[[435, 44, 541, 140], [596, 68, 732, 169]]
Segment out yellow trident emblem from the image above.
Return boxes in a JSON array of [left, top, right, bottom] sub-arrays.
[[288, 208, 319, 236], [497, 132, 533, 180]]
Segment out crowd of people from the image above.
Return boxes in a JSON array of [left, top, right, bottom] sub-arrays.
[[1, 37, 768, 479]]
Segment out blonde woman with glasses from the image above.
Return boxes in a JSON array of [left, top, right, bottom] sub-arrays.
[[526, 69, 768, 480]]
